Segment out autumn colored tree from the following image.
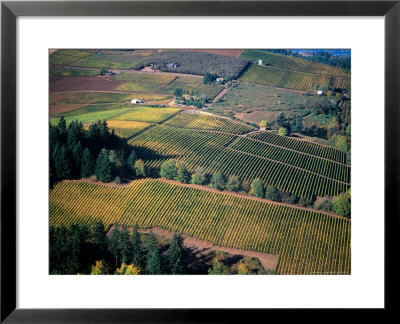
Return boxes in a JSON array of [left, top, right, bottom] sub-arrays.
[[115, 263, 140, 275], [134, 159, 146, 177], [90, 260, 107, 275], [226, 175, 241, 192]]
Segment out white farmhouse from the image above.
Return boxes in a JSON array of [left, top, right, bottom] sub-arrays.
[[317, 90, 324, 95], [131, 99, 143, 104]]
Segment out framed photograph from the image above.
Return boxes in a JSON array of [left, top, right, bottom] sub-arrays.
[[1, 0, 398, 322]]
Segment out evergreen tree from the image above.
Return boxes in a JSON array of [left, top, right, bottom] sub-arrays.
[[108, 222, 120, 268], [81, 148, 94, 178], [166, 233, 184, 274], [210, 173, 226, 190], [72, 141, 83, 177], [57, 116, 67, 144], [95, 149, 113, 182], [146, 248, 162, 275], [144, 230, 158, 254], [134, 159, 146, 177], [119, 224, 131, 264], [175, 161, 191, 183], [131, 224, 142, 269], [226, 175, 241, 192], [66, 224, 81, 274], [250, 178, 265, 198], [67, 120, 83, 150], [53, 145, 71, 179], [93, 220, 107, 252]]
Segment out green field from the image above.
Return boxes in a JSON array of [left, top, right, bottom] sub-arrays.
[[208, 82, 325, 123], [240, 49, 350, 77], [50, 92, 171, 105], [50, 179, 351, 275], [54, 103, 133, 117], [129, 125, 349, 198], [111, 107, 182, 123], [239, 64, 334, 93], [50, 67, 101, 77], [50, 107, 131, 126], [164, 112, 254, 135], [160, 75, 224, 99]]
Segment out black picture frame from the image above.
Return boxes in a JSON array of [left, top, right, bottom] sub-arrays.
[[1, 0, 399, 322]]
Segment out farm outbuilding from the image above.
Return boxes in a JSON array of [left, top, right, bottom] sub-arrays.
[[317, 90, 324, 95], [258, 60, 263, 65], [131, 99, 143, 104], [166, 63, 178, 68]]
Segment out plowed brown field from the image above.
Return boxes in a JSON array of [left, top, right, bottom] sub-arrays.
[[50, 76, 125, 93]]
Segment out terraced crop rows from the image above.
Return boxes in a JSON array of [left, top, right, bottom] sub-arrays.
[[164, 112, 254, 135], [230, 137, 350, 183], [107, 121, 154, 138], [248, 131, 346, 164], [50, 179, 351, 275], [240, 49, 351, 78], [129, 125, 350, 197], [111, 107, 182, 123], [239, 64, 334, 92]]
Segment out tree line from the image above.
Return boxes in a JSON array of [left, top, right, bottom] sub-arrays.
[[50, 117, 146, 186], [50, 221, 185, 275], [160, 159, 351, 218]]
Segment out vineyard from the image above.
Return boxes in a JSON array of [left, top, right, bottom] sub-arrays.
[[49, 50, 93, 65], [107, 121, 153, 139], [247, 131, 347, 164], [129, 125, 350, 198], [111, 107, 182, 123], [239, 64, 334, 93], [230, 137, 350, 183], [49, 179, 351, 275], [240, 49, 351, 78], [164, 112, 254, 135]]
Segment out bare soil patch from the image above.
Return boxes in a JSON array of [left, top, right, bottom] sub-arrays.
[[50, 76, 125, 93], [109, 225, 278, 271], [49, 103, 87, 116]]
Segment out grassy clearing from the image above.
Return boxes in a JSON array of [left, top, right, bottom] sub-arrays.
[[68, 54, 144, 70], [115, 82, 163, 93], [111, 107, 182, 123], [50, 107, 131, 126], [50, 67, 101, 77], [54, 104, 133, 117], [209, 82, 322, 124], [49, 92, 171, 105], [160, 75, 224, 99], [114, 73, 176, 84], [107, 120, 153, 138]]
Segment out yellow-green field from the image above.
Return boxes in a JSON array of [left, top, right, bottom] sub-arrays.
[[50, 179, 351, 275]]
